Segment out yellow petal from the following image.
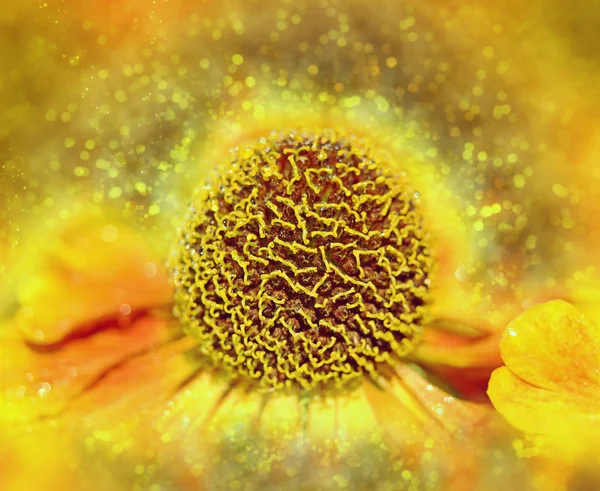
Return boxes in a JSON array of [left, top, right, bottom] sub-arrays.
[[488, 367, 600, 435], [363, 375, 434, 453], [0, 314, 180, 423], [304, 386, 382, 446], [499, 300, 600, 395], [13, 207, 172, 345], [0, 425, 79, 491], [488, 300, 600, 436], [67, 336, 199, 422], [394, 365, 488, 437]]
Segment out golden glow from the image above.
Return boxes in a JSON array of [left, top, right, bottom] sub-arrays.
[[1, 0, 600, 489]]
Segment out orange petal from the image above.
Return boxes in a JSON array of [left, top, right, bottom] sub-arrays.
[[0, 329, 209, 490], [357, 378, 433, 471], [488, 300, 600, 436], [0, 313, 179, 423], [14, 207, 172, 345], [488, 367, 600, 435], [364, 366, 493, 483], [67, 335, 200, 423], [499, 300, 600, 395], [394, 364, 489, 437], [412, 323, 503, 401], [416, 322, 502, 368]]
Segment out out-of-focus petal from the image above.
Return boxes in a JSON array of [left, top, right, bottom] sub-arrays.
[[67, 336, 199, 422], [13, 207, 172, 345], [363, 375, 434, 452], [365, 365, 489, 453], [0, 426, 79, 491], [363, 365, 498, 489], [0, 318, 209, 490], [305, 387, 382, 444], [410, 322, 503, 401], [394, 365, 489, 436], [0, 313, 180, 423]]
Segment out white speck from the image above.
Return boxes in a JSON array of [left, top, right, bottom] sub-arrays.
[[120, 303, 132, 316], [521, 298, 535, 309], [38, 382, 51, 398], [455, 266, 468, 282], [143, 262, 158, 277], [101, 225, 118, 243]]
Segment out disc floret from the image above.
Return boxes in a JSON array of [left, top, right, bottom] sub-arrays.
[[172, 131, 431, 391]]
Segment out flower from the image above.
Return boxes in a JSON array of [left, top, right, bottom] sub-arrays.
[[0, 201, 500, 490], [1, 0, 600, 490], [0, 96, 505, 489]]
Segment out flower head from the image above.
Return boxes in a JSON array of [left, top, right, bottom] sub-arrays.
[[172, 131, 431, 390]]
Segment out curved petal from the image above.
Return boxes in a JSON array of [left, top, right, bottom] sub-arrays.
[[488, 300, 600, 436], [13, 207, 172, 345], [364, 364, 489, 457], [499, 300, 600, 395], [394, 365, 489, 437], [0, 313, 181, 424], [363, 375, 436, 452], [488, 367, 600, 435], [66, 336, 200, 422], [0, 310, 203, 490], [411, 322, 503, 401]]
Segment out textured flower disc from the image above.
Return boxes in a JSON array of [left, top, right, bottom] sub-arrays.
[[172, 131, 432, 391]]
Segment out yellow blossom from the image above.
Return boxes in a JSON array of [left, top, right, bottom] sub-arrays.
[[1, 0, 600, 490]]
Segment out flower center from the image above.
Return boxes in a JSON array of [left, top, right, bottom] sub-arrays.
[[171, 131, 431, 391]]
